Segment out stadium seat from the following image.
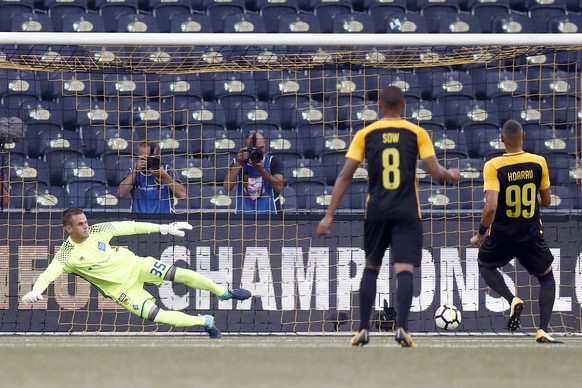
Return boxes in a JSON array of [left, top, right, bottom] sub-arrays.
[[8, 154, 51, 186], [440, 14, 482, 34], [0, 70, 41, 103], [297, 123, 336, 159], [310, 0, 352, 33], [173, 156, 215, 185], [9, 181, 50, 211], [284, 157, 324, 186], [278, 13, 322, 33], [322, 70, 366, 101], [545, 185, 574, 211], [418, 183, 459, 212], [168, 13, 214, 33], [332, 13, 376, 33], [369, 71, 421, 102], [476, 70, 527, 107], [279, 186, 297, 213], [199, 185, 233, 211], [188, 124, 222, 156], [61, 13, 106, 32], [83, 126, 135, 159], [39, 131, 84, 186], [293, 100, 332, 129], [10, 13, 54, 32], [185, 101, 227, 129], [102, 73, 149, 99], [545, 153, 580, 187], [0, 0, 34, 32], [528, 0, 568, 18], [378, 11, 429, 33], [322, 151, 368, 186], [340, 100, 379, 131], [95, 0, 139, 32], [67, 180, 107, 208], [63, 157, 107, 186], [450, 100, 501, 131], [430, 70, 475, 103], [235, 101, 282, 131], [150, 0, 192, 33], [448, 158, 485, 186], [76, 99, 131, 127], [458, 184, 485, 210], [465, 126, 503, 159], [510, 99, 554, 132], [129, 100, 175, 135], [546, 14, 582, 33], [45, 0, 88, 32], [273, 95, 312, 130], [104, 155, 134, 187], [204, 0, 246, 33], [223, 13, 266, 33], [29, 184, 71, 211], [362, 0, 406, 30], [431, 129, 470, 161], [467, 0, 510, 17], [257, 0, 298, 33], [207, 129, 244, 157], [405, 101, 446, 131], [209, 152, 232, 183], [85, 186, 131, 212], [490, 14, 534, 33], [524, 128, 576, 156], [142, 128, 189, 156], [160, 74, 202, 101], [267, 130, 302, 166], [301, 185, 349, 212]]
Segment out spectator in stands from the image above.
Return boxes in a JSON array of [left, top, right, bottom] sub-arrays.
[[470, 119, 562, 344], [118, 141, 186, 214], [316, 86, 460, 348], [223, 130, 284, 214]]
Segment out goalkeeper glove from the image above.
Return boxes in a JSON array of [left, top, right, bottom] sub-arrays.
[[22, 290, 43, 304], [159, 222, 193, 237]]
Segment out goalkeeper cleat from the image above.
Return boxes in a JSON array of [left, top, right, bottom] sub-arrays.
[[535, 329, 564, 344], [218, 288, 252, 301], [203, 315, 222, 339], [507, 297, 524, 332], [350, 329, 369, 347], [394, 328, 417, 348]]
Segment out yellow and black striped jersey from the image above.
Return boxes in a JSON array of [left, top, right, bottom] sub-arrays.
[[346, 118, 435, 220], [483, 151, 550, 242]]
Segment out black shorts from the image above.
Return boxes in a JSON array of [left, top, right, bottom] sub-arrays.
[[364, 217, 423, 267], [478, 234, 554, 277]]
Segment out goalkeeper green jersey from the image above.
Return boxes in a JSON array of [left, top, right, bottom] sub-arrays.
[[32, 221, 160, 298]]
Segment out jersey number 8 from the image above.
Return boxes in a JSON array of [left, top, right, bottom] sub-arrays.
[[382, 148, 401, 190]]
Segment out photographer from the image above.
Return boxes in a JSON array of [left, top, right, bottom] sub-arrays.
[[118, 141, 186, 214], [223, 131, 284, 214]]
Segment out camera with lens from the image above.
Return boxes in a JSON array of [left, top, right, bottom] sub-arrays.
[[246, 133, 263, 164], [146, 155, 161, 170]]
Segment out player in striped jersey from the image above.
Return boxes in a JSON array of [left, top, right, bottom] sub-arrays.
[[471, 120, 562, 344], [317, 86, 460, 347], [22, 207, 251, 338]]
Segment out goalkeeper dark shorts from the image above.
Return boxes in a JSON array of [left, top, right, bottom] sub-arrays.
[[364, 217, 423, 267], [478, 234, 554, 277]]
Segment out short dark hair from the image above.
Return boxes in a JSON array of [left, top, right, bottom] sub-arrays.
[[62, 207, 84, 226], [379, 85, 404, 109], [502, 119, 523, 142], [138, 141, 160, 155]]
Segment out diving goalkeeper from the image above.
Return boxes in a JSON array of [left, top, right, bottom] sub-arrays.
[[22, 207, 251, 338]]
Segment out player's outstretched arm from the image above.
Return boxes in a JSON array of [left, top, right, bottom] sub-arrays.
[[22, 290, 43, 304]]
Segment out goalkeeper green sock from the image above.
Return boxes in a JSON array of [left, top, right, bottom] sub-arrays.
[[153, 309, 205, 327], [174, 267, 226, 296]]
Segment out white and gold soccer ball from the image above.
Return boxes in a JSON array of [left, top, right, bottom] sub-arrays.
[[434, 304, 462, 331]]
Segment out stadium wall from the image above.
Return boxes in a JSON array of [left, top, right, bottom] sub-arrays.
[[1, 213, 581, 333]]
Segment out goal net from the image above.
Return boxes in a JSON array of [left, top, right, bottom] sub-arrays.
[[1, 33, 581, 335]]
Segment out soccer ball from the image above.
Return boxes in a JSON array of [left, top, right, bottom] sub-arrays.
[[434, 304, 462, 330]]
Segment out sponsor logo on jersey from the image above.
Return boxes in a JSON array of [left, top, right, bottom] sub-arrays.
[[97, 242, 106, 252], [118, 293, 130, 305]]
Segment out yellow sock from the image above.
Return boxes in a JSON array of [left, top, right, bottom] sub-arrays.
[[174, 267, 226, 296], [154, 309, 205, 327]]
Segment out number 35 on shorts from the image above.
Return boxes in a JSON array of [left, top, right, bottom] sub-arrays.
[[150, 261, 167, 278]]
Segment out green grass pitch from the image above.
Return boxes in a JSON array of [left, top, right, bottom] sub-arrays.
[[1, 335, 580, 388]]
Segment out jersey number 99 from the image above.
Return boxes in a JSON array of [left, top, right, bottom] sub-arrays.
[[382, 148, 401, 190], [506, 183, 536, 218]]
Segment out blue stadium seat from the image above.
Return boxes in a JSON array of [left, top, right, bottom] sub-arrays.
[[20, 101, 64, 128], [339, 100, 379, 131], [85, 186, 131, 212], [207, 129, 244, 157], [437, 14, 482, 33], [301, 185, 350, 212], [160, 74, 202, 100], [0, 70, 41, 103], [476, 69, 527, 107], [297, 123, 335, 159], [61, 13, 106, 32], [257, 0, 298, 33], [525, 128, 577, 156], [149, 0, 192, 33], [322, 70, 366, 101], [267, 129, 303, 166], [267, 70, 312, 100], [11, 12, 54, 32], [546, 14, 582, 33], [311, 0, 352, 33], [332, 13, 375, 33], [63, 157, 107, 186], [529, 0, 568, 18], [29, 185, 71, 211], [431, 70, 475, 103], [378, 11, 429, 33], [104, 154, 133, 187], [81, 126, 135, 158], [278, 13, 322, 33], [9, 154, 50, 186], [76, 99, 130, 127], [142, 128, 189, 156], [406, 101, 446, 131], [204, 0, 246, 33], [95, 0, 139, 32], [464, 126, 503, 159], [545, 185, 574, 211], [9, 182, 50, 211], [431, 129, 470, 161], [510, 99, 554, 131], [279, 186, 298, 213], [169, 13, 214, 33], [129, 99, 175, 135], [321, 151, 364, 186], [185, 101, 227, 129], [45, 0, 88, 32], [199, 185, 233, 211], [223, 13, 266, 33], [237, 101, 282, 131], [467, 0, 510, 17], [39, 131, 84, 186], [418, 0, 460, 32], [448, 158, 485, 186], [371, 71, 422, 102], [450, 100, 500, 131], [273, 95, 311, 130], [285, 159, 325, 208], [458, 184, 485, 210], [173, 156, 215, 185], [418, 183, 459, 212], [362, 0, 406, 31], [116, 14, 160, 33], [102, 73, 149, 98], [490, 13, 534, 33], [67, 180, 107, 208], [545, 154, 580, 187], [293, 100, 332, 129], [0, 0, 34, 32]]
